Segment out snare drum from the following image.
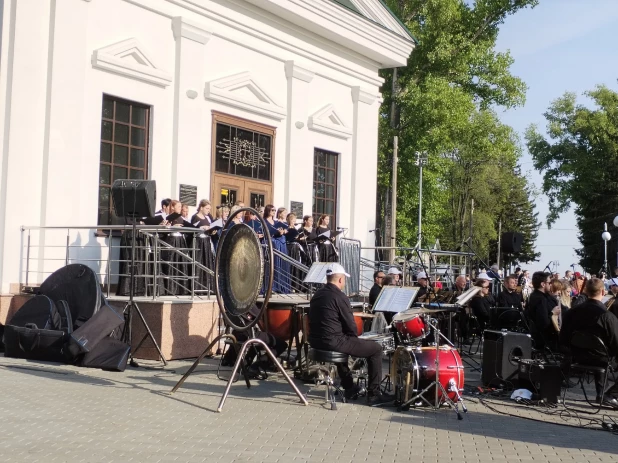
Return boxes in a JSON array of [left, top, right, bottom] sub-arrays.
[[391, 345, 464, 405], [392, 310, 427, 341], [359, 332, 395, 354]]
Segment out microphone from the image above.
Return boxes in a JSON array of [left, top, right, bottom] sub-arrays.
[[369, 229, 380, 233], [336, 227, 348, 230]]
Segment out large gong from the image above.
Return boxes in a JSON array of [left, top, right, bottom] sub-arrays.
[[215, 207, 273, 332]]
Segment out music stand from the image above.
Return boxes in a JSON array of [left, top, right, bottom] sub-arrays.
[[111, 179, 167, 366], [303, 262, 332, 284], [372, 287, 419, 314]]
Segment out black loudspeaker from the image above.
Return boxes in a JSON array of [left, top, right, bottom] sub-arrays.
[[111, 179, 156, 218], [501, 232, 523, 253], [482, 330, 532, 386], [518, 360, 562, 404]]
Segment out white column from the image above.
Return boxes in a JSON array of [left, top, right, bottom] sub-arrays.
[[171, 17, 211, 201], [284, 60, 314, 216], [0, 0, 54, 292], [350, 86, 379, 248]]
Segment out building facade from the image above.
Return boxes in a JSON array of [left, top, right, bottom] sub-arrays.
[[0, 0, 414, 293]]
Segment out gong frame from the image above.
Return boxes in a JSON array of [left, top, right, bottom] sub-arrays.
[[214, 207, 274, 332]]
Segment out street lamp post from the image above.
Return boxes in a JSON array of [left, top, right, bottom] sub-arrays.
[[613, 216, 618, 269], [602, 222, 611, 276], [414, 151, 428, 247]]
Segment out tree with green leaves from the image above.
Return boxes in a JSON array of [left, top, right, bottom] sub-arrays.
[[377, 0, 540, 266], [526, 84, 618, 273]]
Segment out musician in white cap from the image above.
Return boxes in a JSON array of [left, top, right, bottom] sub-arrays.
[[308, 263, 393, 405], [416, 271, 430, 300], [387, 267, 402, 286]]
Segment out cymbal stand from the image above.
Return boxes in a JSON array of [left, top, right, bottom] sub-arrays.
[[399, 319, 467, 420]]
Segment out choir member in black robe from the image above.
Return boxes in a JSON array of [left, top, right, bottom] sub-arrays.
[[190, 199, 215, 293], [161, 200, 189, 295], [298, 215, 318, 266], [315, 214, 338, 262], [285, 213, 305, 291]]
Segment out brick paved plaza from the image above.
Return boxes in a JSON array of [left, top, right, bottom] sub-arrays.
[[1, 355, 617, 462]]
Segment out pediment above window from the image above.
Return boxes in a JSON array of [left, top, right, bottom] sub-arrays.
[[308, 104, 352, 139], [205, 72, 286, 121], [91, 38, 172, 88]]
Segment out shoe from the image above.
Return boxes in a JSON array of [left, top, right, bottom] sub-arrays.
[[596, 396, 618, 408], [366, 392, 395, 406], [343, 385, 361, 400]]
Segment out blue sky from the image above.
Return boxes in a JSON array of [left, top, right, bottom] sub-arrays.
[[494, 0, 618, 274]]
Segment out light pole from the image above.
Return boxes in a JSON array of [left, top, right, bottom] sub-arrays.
[[602, 222, 611, 277], [414, 151, 428, 247], [613, 215, 618, 270]]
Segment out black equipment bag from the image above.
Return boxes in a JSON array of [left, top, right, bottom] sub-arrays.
[[3, 324, 69, 363], [67, 303, 124, 358], [78, 337, 130, 372], [39, 264, 103, 330], [8, 295, 62, 331]]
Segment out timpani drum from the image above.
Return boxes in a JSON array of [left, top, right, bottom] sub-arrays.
[[264, 305, 300, 340]]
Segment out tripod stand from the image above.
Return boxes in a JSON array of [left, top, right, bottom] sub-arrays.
[[122, 219, 167, 366]]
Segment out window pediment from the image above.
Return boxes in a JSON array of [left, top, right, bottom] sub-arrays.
[[91, 38, 172, 88], [205, 72, 286, 121], [308, 104, 352, 139]]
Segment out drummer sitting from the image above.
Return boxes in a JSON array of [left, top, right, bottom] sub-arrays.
[[308, 263, 393, 405]]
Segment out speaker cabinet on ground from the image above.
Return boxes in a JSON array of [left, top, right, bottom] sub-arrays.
[[518, 360, 562, 404], [482, 330, 532, 387], [501, 232, 523, 253], [111, 180, 156, 219]]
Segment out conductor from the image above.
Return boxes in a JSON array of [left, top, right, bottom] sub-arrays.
[[308, 263, 393, 405]]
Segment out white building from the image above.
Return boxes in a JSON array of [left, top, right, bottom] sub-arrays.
[[0, 0, 415, 294]]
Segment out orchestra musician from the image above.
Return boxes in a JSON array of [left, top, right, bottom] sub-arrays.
[[369, 270, 386, 307], [496, 274, 524, 310], [606, 278, 618, 316], [308, 263, 393, 404], [526, 271, 560, 350], [416, 271, 430, 301], [468, 276, 493, 332], [387, 267, 403, 287], [560, 278, 618, 408], [316, 214, 338, 262]]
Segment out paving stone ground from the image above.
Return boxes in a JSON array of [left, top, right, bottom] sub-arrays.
[[0, 354, 617, 462]]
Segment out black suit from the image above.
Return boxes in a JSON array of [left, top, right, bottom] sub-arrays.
[[526, 290, 558, 349], [309, 283, 382, 394], [560, 299, 618, 398]]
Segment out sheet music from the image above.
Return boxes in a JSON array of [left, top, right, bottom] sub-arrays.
[[602, 295, 612, 305], [303, 262, 332, 284], [210, 219, 224, 228], [373, 287, 419, 313], [319, 230, 331, 238]]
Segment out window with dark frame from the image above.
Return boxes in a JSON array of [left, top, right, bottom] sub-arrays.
[[312, 148, 338, 230], [214, 121, 272, 181], [98, 95, 150, 225]]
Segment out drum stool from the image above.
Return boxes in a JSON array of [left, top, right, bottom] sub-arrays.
[[305, 348, 349, 410]]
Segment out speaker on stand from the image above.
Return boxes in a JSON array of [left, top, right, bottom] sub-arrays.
[[111, 179, 167, 366]]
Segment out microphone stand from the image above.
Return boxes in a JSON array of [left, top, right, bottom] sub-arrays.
[[543, 261, 553, 274]]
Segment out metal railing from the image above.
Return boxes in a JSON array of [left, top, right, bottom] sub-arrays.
[[20, 225, 315, 301]]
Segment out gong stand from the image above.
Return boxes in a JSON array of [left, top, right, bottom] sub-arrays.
[[169, 207, 308, 412], [398, 319, 468, 420]]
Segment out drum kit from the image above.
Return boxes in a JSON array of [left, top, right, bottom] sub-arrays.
[[364, 303, 467, 419]]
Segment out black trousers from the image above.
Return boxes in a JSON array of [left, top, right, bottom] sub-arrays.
[[313, 336, 383, 394], [223, 331, 287, 365]]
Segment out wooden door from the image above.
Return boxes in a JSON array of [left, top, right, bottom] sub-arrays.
[[244, 179, 271, 209], [212, 175, 244, 208]]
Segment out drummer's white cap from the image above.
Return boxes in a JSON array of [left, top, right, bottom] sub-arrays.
[[388, 267, 402, 275], [477, 272, 493, 281], [325, 263, 350, 278], [417, 271, 428, 280], [610, 278, 618, 287]]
